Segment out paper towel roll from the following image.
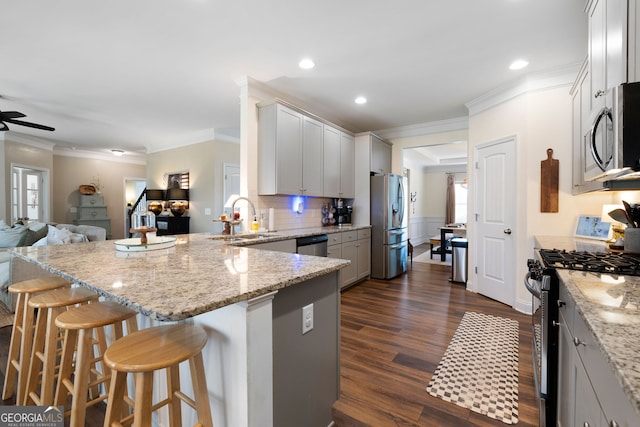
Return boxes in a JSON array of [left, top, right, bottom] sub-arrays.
[[268, 208, 275, 231]]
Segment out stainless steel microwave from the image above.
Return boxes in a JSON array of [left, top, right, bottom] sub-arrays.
[[585, 82, 640, 182]]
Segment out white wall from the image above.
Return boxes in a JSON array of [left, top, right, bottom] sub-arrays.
[[146, 140, 240, 234], [468, 85, 614, 313]]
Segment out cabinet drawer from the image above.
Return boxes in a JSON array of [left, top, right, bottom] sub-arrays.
[[76, 206, 108, 220], [342, 231, 357, 242], [327, 233, 342, 245], [357, 228, 371, 239], [79, 194, 105, 206]]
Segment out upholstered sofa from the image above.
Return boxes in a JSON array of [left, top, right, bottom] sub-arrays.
[[0, 221, 107, 309]]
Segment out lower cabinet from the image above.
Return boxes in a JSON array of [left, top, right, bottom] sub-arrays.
[[557, 281, 639, 427], [327, 229, 371, 289]]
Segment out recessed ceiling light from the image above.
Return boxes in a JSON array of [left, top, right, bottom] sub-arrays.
[[111, 149, 124, 156], [298, 58, 315, 69], [509, 59, 529, 70], [355, 96, 367, 105]]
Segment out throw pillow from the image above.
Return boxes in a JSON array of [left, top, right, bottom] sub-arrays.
[[32, 236, 48, 246], [69, 233, 89, 243], [0, 225, 28, 248], [46, 225, 72, 245], [23, 223, 49, 246]]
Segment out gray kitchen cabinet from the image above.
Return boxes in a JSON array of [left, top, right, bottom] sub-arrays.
[[301, 115, 324, 196], [370, 134, 392, 175], [587, 0, 627, 119], [557, 280, 639, 427], [74, 194, 111, 239], [356, 228, 371, 281], [259, 101, 353, 197], [258, 102, 324, 196], [339, 132, 355, 199], [324, 125, 355, 198], [323, 125, 341, 197]]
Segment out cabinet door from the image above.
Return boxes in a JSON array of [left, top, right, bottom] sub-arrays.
[[572, 69, 585, 193], [606, 0, 627, 90], [589, 0, 606, 114], [323, 125, 341, 197], [340, 133, 355, 198], [276, 104, 303, 195], [340, 240, 358, 287], [371, 135, 391, 174], [301, 116, 324, 196], [327, 244, 342, 260], [557, 313, 576, 427], [356, 237, 371, 280], [575, 356, 605, 427]]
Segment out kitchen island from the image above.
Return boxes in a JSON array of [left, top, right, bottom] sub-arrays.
[[9, 233, 349, 427], [535, 236, 640, 425]]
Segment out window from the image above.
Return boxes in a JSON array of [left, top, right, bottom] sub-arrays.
[[12, 166, 48, 223], [454, 181, 468, 224]]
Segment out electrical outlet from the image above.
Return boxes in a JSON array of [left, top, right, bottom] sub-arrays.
[[302, 303, 313, 334]]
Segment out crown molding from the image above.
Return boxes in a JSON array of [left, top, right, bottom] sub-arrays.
[[465, 63, 581, 116], [374, 117, 469, 140], [5, 132, 56, 151], [53, 147, 146, 165]]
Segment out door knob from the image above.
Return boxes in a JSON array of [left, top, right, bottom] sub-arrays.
[[504, 229, 512, 235]]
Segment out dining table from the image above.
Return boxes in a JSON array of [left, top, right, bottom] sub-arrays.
[[438, 225, 467, 261]]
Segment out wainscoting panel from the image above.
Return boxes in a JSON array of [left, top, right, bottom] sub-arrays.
[[409, 216, 445, 246]]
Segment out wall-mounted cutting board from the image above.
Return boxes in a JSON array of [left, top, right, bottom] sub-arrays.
[[541, 148, 559, 212]]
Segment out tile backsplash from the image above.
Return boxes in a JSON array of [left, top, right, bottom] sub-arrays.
[[256, 195, 335, 231]]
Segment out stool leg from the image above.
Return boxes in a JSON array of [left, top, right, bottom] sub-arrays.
[[24, 302, 48, 405], [166, 366, 182, 426], [134, 371, 154, 427], [39, 306, 65, 405], [2, 292, 25, 400], [54, 328, 78, 407], [69, 328, 94, 427], [190, 352, 213, 427], [103, 370, 127, 427]]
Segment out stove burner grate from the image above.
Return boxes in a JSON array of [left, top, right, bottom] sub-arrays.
[[539, 249, 640, 276]]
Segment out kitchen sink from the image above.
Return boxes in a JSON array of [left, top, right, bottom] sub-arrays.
[[208, 233, 273, 242]]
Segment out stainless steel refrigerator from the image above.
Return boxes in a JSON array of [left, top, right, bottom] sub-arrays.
[[370, 173, 408, 279]]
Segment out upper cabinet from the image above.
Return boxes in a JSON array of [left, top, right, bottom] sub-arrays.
[[587, 0, 627, 119], [258, 101, 355, 197], [370, 134, 392, 175], [572, 0, 637, 194]]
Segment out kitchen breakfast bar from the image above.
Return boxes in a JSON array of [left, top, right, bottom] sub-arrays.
[[8, 233, 349, 427]]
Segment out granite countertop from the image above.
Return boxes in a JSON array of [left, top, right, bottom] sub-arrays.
[[9, 233, 349, 321], [535, 235, 640, 416]]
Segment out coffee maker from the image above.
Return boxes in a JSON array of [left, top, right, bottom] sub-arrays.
[[334, 199, 352, 225]]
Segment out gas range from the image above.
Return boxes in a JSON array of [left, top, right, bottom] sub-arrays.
[[538, 248, 640, 277]]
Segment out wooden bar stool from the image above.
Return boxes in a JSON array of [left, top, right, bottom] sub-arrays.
[[2, 276, 72, 403], [24, 286, 99, 406], [103, 323, 213, 427], [55, 301, 138, 427]]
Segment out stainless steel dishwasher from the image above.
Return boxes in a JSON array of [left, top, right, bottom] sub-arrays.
[[296, 234, 328, 256]]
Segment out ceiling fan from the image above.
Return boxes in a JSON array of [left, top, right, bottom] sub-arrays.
[[0, 109, 55, 131]]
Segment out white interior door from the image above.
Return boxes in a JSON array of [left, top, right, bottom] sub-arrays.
[[475, 137, 516, 306], [12, 165, 48, 223]]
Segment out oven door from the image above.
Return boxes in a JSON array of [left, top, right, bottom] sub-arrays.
[[524, 272, 549, 398]]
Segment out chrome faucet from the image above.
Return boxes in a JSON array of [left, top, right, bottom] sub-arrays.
[[230, 197, 257, 236]]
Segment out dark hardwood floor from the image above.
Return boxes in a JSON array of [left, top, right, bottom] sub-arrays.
[[333, 243, 539, 426], [0, 243, 538, 427]]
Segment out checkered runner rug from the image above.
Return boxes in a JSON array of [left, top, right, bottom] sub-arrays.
[[426, 312, 519, 424]]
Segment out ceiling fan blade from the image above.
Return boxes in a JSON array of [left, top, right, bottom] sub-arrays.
[[4, 118, 55, 131], [0, 121, 8, 131], [0, 111, 26, 120]]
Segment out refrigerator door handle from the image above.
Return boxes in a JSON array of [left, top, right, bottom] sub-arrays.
[[389, 244, 404, 250]]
